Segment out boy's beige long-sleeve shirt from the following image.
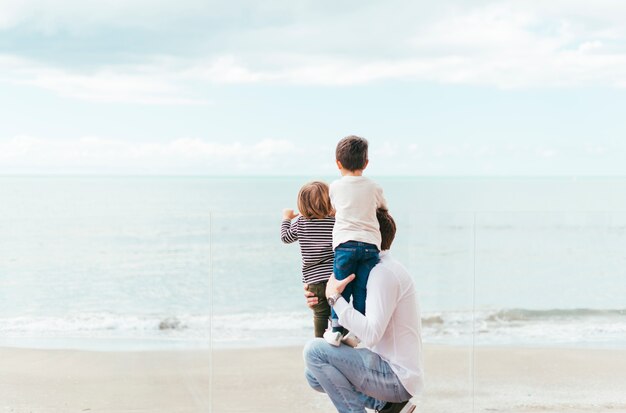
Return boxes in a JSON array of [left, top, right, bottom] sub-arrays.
[[329, 176, 387, 250]]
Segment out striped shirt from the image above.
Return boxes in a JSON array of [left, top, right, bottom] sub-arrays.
[[281, 216, 335, 284]]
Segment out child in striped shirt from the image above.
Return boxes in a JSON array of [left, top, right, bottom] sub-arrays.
[[281, 181, 335, 338]]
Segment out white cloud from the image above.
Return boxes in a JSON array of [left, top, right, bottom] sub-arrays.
[[178, 1, 626, 89], [536, 147, 557, 159], [0, 0, 328, 35], [373, 142, 399, 159], [0, 0, 210, 31], [5, 43, 626, 106], [0, 54, 209, 104], [181, 49, 626, 89], [0, 136, 299, 174], [26, 68, 204, 105], [3, 136, 618, 176], [584, 144, 606, 156], [183, 56, 273, 84], [216, 2, 626, 88], [2, 0, 626, 101]]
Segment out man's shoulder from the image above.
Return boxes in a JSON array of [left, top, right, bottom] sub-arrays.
[[372, 253, 400, 273], [372, 253, 412, 282]]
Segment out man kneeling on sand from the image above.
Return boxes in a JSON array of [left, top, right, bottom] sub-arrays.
[[303, 209, 424, 413]]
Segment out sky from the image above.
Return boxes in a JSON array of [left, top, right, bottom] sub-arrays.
[[1, 0, 626, 176]]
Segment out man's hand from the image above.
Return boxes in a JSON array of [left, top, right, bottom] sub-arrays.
[[326, 273, 356, 299], [303, 284, 318, 308], [282, 208, 299, 220]]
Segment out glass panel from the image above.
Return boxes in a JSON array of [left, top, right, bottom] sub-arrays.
[[406, 212, 476, 413], [473, 211, 626, 412], [211, 210, 335, 412], [0, 177, 211, 411], [211, 209, 477, 412], [8, 175, 625, 412]]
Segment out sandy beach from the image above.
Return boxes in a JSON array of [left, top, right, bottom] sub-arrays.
[[1, 345, 625, 413]]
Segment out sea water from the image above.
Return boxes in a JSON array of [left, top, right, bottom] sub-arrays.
[[1, 176, 625, 350]]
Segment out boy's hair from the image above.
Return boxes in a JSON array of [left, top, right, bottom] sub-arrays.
[[377, 208, 396, 251], [336, 135, 368, 171], [298, 181, 333, 219]]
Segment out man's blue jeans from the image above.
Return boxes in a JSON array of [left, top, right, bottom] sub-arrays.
[[331, 241, 379, 329], [303, 338, 411, 413]]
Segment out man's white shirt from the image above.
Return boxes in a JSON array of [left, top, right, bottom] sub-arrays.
[[333, 251, 424, 396]]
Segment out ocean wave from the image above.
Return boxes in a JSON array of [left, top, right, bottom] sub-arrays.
[[485, 308, 626, 322], [0, 313, 209, 336], [1, 308, 625, 349], [422, 315, 445, 326], [420, 308, 626, 347]]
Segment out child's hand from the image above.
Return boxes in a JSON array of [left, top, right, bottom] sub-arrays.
[[282, 208, 299, 220]]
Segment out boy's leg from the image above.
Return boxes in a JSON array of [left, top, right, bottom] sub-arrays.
[[331, 242, 358, 332], [351, 244, 380, 315], [307, 282, 330, 338]]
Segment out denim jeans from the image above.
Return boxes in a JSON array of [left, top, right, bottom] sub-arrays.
[[303, 338, 411, 413], [331, 241, 379, 328]]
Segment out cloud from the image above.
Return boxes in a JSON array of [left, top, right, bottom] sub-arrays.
[[2, 0, 626, 102], [183, 1, 626, 89], [0, 54, 209, 105], [2, 135, 621, 176], [0, 0, 211, 31], [196, 2, 626, 88], [0, 136, 300, 174]]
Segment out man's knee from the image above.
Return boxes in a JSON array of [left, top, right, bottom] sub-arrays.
[[303, 337, 327, 365], [303, 339, 330, 393], [304, 368, 325, 393]]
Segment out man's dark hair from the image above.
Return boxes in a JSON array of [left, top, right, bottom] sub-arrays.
[[335, 135, 368, 171], [377, 208, 396, 251]]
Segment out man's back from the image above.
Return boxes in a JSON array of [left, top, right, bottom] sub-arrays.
[[334, 251, 424, 396]]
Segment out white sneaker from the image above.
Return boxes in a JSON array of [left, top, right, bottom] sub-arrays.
[[341, 332, 361, 348], [323, 330, 343, 346]]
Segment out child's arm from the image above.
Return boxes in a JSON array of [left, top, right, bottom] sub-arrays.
[[280, 209, 300, 244]]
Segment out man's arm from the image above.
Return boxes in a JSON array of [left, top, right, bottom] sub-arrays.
[[327, 269, 397, 347], [304, 284, 318, 306]]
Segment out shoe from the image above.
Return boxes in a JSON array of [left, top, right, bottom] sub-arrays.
[[341, 332, 361, 348], [376, 399, 416, 413], [323, 330, 343, 346]]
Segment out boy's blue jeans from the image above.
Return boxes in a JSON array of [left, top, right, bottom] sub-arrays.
[[331, 241, 380, 330]]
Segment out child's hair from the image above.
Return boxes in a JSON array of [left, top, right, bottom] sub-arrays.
[[336, 135, 368, 171], [297, 181, 333, 219]]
